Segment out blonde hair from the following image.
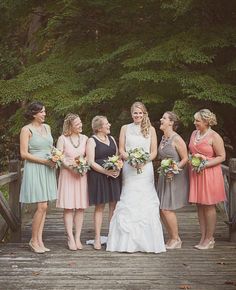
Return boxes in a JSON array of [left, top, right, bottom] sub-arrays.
[[91, 115, 107, 134], [165, 111, 179, 131], [131, 102, 151, 138], [63, 113, 80, 136], [195, 109, 217, 127]]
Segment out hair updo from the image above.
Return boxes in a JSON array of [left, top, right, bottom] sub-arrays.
[[195, 109, 217, 127], [165, 111, 179, 131], [131, 102, 151, 138], [24, 101, 44, 121], [62, 113, 80, 136], [91, 115, 107, 134]]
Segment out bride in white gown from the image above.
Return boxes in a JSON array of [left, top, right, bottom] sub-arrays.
[[106, 102, 166, 253]]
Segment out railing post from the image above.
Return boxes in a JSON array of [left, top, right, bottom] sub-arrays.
[[8, 160, 22, 242], [229, 158, 236, 242]]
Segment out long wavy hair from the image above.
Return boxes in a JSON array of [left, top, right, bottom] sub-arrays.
[[62, 113, 80, 136], [131, 102, 151, 138]]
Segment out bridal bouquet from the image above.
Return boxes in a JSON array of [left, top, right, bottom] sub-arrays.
[[189, 154, 208, 173], [71, 156, 90, 175], [127, 147, 150, 174], [47, 147, 64, 168], [103, 155, 123, 171], [157, 158, 181, 180]]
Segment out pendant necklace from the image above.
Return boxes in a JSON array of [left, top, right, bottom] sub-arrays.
[[69, 135, 80, 148]]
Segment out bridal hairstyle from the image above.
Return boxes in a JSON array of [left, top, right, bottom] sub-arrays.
[[194, 109, 217, 127], [131, 102, 151, 138], [63, 113, 80, 136], [165, 111, 179, 131], [24, 101, 44, 121]]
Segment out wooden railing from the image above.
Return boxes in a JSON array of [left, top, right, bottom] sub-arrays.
[[0, 159, 236, 242], [0, 160, 21, 242]]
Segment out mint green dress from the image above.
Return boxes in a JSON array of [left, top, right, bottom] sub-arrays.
[[19, 124, 57, 203]]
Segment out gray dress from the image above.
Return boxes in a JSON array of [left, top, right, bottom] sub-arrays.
[[157, 134, 189, 210]]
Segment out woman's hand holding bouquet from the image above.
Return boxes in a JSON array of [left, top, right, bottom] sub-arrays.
[[157, 158, 181, 181], [102, 155, 123, 178], [127, 147, 150, 174], [189, 153, 208, 173], [47, 147, 64, 168], [70, 156, 90, 176]]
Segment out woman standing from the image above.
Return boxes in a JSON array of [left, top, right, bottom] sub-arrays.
[[86, 116, 121, 250], [189, 109, 226, 249], [157, 111, 189, 249], [57, 113, 89, 251], [106, 102, 166, 253], [19, 101, 57, 253]]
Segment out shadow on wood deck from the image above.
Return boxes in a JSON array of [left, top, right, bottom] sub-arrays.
[[0, 205, 236, 290]]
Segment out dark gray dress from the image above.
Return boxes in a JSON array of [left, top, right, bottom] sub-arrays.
[[157, 134, 189, 210], [88, 136, 121, 205]]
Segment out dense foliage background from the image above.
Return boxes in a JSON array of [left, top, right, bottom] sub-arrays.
[[0, 0, 236, 170]]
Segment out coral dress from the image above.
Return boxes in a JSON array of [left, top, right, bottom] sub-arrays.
[[188, 130, 226, 205], [57, 134, 89, 209]]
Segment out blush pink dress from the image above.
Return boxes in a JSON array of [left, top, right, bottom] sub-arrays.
[[57, 134, 89, 209], [188, 130, 226, 205]]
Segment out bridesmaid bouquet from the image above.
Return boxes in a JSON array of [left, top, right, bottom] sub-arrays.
[[47, 147, 64, 168], [157, 158, 181, 181], [127, 147, 150, 174], [189, 154, 207, 173], [71, 156, 90, 175], [103, 155, 124, 171]]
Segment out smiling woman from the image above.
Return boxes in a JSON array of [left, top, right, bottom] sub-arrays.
[[56, 113, 89, 251], [19, 101, 57, 254], [106, 102, 166, 253], [86, 115, 121, 250], [189, 109, 226, 250]]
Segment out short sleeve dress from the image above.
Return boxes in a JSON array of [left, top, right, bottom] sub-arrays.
[[188, 130, 226, 205], [88, 135, 121, 205], [56, 134, 89, 209], [19, 124, 57, 203], [157, 134, 189, 210]]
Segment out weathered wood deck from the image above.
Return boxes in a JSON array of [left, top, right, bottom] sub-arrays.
[[0, 205, 236, 290]]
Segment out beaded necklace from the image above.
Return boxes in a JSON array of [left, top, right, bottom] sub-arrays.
[[69, 135, 80, 148]]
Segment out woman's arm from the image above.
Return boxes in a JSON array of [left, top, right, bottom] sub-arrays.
[[56, 135, 72, 170], [206, 132, 225, 168], [20, 126, 53, 166], [174, 135, 188, 169], [86, 137, 117, 177], [110, 136, 119, 155], [149, 126, 158, 161], [119, 125, 128, 160]]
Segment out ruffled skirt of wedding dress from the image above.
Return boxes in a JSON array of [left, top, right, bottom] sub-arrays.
[[106, 162, 166, 253]]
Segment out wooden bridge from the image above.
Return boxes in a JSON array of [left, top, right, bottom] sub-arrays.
[[0, 160, 236, 290]]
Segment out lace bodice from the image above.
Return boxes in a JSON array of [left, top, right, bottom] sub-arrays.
[[125, 123, 151, 152]]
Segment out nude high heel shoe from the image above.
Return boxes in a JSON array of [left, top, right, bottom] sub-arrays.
[[165, 239, 182, 250], [197, 240, 215, 250], [29, 239, 45, 254]]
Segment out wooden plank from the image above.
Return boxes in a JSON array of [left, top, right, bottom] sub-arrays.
[[0, 172, 17, 186], [0, 217, 8, 242], [0, 205, 235, 290], [9, 160, 22, 242], [0, 191, 19, 231]]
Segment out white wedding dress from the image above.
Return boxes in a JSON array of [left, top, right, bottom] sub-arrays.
[[106, 123, 166, 253]]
